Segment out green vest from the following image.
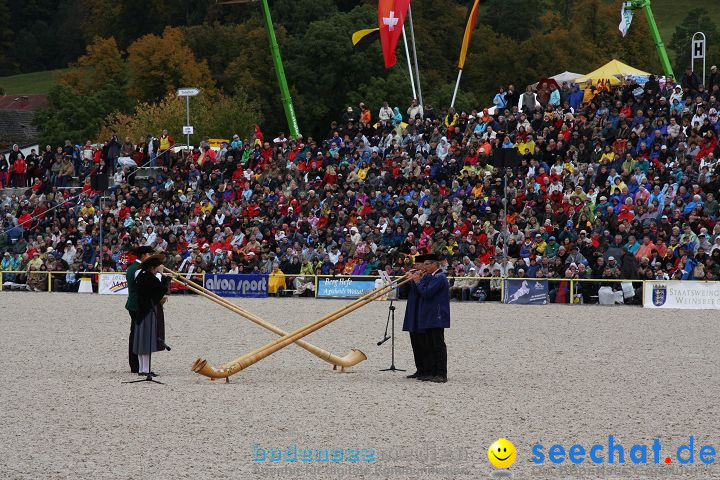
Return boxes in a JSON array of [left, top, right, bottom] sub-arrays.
[[125, 261, 140, 311]]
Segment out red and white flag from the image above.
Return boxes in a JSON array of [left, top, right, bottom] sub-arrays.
[[378, 0, 411, 68]]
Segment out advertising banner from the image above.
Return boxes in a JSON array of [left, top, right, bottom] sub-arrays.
[[99, 273, 128, 295], [503, 279, 549, 305], [317, 277, 378, 299], [643, 281, 720, 309], [204, 274, 268, 298]]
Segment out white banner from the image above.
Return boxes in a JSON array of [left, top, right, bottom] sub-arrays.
[[619, 2, 634, 37], [644, 281, 720, 309], [99, 273, 129, 295]]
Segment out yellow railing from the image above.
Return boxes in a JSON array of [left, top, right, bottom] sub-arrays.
[[1, 271, 718, 307]]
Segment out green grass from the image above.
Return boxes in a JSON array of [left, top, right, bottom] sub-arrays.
[[0, 69, 67, 95]]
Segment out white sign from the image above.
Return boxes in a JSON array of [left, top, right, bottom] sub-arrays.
[[691, 32, 707, 85], [692, 38, 705, 59], [99, 273, 128, 295], [644, 281, 720, 310], [183, 126, 194, 135], [177, 88, 200, 97]]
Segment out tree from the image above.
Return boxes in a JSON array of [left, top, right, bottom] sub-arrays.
[[33, 84, 107, 146], [568, 0, 659, 74], [184, 22, 279, 98], [284, 3, 383, 134], [0, 0, 14, 74], [78, 37, 127, 91], [3, 0, 85, 72], [127, 27, 216, 103], [347, 71, 413, 117], [58, 36, 132, 114], [669, 8, 719, 79], [74, 0, 122, 45], [271, 0, 338, 35], [283, 0, 467, 135], [482, 0, 549, 42], [199, 87, 262, 139], [56, 37, 134, 133], [34, 36, 133, 144], [100, 88, 261, 143]]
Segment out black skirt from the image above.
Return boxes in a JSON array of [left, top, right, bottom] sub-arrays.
[[132, 307, 161, 355]]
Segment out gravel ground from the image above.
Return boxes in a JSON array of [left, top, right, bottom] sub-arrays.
[[0, 292, 718, 480]]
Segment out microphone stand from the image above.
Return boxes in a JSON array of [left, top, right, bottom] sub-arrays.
[[378, 299, 405, 372], [123, 353, 164, 385]]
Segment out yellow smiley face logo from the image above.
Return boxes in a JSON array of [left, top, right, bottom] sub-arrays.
[[488, 438, 516, 469]]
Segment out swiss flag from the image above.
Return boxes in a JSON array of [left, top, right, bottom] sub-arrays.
[[378, 0, 411, 68]]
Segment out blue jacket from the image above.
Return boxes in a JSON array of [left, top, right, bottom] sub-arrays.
[[402, 272, 451, 332], [569, 89, 584, 110]]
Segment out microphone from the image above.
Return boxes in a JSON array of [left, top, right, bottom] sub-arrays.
[[377, 336, 391, 346]]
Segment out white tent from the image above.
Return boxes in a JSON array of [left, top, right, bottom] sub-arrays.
[[531, 71, 583, 89], [550, 71, 583, 84]]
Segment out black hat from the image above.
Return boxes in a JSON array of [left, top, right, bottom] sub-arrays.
[[415, 253, 442, 263], [135, 246, 155, 256], [140, 253, 165, 270]]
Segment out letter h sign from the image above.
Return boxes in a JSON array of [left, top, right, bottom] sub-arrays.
[[691, 32, 706, 86]]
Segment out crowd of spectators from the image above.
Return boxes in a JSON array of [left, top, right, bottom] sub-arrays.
[[1, 66, 720, 301]]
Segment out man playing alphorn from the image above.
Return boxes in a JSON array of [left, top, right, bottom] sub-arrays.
[[402, 253, 450, 383], [125, 246, 155, 373]]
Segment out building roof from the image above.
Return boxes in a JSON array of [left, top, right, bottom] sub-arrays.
[[0, 95, 48, 111], [0, 110, 39, 148]]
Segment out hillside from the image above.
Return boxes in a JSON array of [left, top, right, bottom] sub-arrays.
[[652, 0, 719, 47], [0, 69, 66, 95], [0, 2, 712, 97]]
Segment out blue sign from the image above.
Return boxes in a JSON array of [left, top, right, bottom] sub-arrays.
[[204, 274, 268, 298], [317, 277, 378, 299], [503, 279, 549, 305]]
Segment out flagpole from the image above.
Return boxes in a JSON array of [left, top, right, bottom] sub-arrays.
[[451, 0, 480, 110], [450, 70, 463, 108], [407, 5, 422, 106], [401, 26, 417, 100]]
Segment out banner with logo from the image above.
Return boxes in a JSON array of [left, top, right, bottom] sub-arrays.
[[208, 138, 230, 148], [503, 279, 549, 305], [204, 274, 268, 298], [99, 273, 128, 295], [644, 281, 720, 309], [317, 277, 378, 299]]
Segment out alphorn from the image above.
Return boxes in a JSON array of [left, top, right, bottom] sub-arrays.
[[164, 270, 367, 370], [192, 275, 412, 380]]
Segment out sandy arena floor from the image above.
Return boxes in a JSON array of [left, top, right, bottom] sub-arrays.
[[1, 293, 719, 480]]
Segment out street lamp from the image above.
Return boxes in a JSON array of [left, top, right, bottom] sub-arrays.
[[217, 0, 300, 138]]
